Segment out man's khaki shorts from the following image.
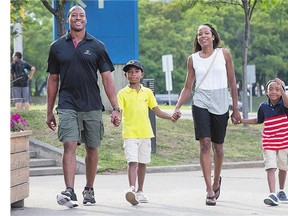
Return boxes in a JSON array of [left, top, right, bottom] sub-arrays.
[[57, 109, 104, 148]]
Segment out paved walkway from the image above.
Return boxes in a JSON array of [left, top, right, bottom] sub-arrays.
[[11, 167, 288, 216]]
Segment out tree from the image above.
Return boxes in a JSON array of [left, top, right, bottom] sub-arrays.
[[10, 0, 35, 53], [40, 0, 69, 37], [10, 0, 32, 25], [22, 1, 53, 96], [12, 0, 288, 99], [10, 0, 52, 97], [240, 0, 258, 119]]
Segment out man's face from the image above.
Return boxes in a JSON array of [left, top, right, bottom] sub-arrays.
[[68, 7, 87, 32], [12, 54, 18, 61]]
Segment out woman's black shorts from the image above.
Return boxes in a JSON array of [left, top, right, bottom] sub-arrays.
[[192, 105, 229, 144]]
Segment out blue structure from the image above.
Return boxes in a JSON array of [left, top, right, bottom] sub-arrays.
[[53, 0, 139, 64]]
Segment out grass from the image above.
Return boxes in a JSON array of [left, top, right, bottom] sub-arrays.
[[11, 97, 264, 173]]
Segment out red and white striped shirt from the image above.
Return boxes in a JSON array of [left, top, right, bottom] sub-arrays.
[[262, 114, 288, 150]]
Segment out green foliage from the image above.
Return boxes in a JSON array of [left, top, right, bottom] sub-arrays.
[[20, 1, 53, 96], [12, 0, 288, 96], [10, 0, 33, 24], [139, 0, 288, 94]]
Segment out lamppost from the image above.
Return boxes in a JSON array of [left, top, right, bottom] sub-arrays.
[[12, 22, 23, 54]]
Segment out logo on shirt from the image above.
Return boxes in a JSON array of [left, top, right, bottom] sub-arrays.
[[84, 50, 91, 55]]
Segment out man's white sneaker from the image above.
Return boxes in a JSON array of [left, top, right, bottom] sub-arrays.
[[56, 188, 78, 208], [136, 191, 149, 203]]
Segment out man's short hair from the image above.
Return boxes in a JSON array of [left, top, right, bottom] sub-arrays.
[[67, 5, 86, 18], [13, 52, 22, 59]]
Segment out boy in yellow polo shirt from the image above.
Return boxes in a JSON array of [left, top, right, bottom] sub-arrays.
[[117, 60, 180, 206]]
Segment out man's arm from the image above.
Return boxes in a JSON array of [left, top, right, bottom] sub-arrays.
[[101, 71, 121, 127], [101, 71, 118, 108], [28, 66, 36, 79], [46, 73, 59, 130]]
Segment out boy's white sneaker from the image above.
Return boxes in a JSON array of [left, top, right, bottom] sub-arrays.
[[125, 187, 139, 206], [136, 191, 149, 203]]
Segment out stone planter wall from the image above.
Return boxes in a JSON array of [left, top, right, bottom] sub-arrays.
[[10, 130, 32, 208]]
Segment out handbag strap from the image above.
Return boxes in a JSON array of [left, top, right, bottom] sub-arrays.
[[194, 48, 220, 91]]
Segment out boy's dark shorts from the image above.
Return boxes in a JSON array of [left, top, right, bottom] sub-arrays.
[[57, 109, 104, 148], [192, 105, 229, 144]]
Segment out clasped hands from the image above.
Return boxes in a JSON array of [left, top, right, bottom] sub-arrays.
[[231, 110, 242, 125], [171, 110, 181, 123]]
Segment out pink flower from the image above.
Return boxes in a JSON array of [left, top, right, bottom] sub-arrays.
[[10, 113, 29, 132]]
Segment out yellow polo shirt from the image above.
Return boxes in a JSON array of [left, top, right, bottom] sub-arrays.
[[117, 85, 158, 139]]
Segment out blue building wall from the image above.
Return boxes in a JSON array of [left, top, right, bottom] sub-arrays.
[[53, 0, 139, 64]]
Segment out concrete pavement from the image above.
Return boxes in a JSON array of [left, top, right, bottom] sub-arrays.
[[9, 111, 267, 215], [11, 166, 288, 216]]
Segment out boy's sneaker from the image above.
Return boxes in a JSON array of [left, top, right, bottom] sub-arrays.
[[136, 191, 149, 203], [264, 193, 279, 206], [277, 191, 288, 203], [56, 188, 78, 208], [125, 187, 139, 206], [82, 188, 96, 205]]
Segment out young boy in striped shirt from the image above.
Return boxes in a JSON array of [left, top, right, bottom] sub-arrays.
[[239, 78, 288, 206]]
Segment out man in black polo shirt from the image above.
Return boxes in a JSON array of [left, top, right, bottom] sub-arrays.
[[46, 5, 121, 208]]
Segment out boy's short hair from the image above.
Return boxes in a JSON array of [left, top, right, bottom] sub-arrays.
[[123, 60, 143, 72]]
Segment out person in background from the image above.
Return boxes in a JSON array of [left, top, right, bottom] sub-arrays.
[[239, 78, 288, 206], [117, 60, 179, 206], [46, 5, 121, 208], [173, 23, 241, 206], [11, 51, 35, 112]]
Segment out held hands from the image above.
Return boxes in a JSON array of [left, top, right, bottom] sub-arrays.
[[171, 109, 181, 123], [110, 110, 121, 127], [230, 109, 241, 125]]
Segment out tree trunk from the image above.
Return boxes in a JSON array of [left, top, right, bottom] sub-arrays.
[[55, 0, 67, 37], [40, 0, 68, 38]]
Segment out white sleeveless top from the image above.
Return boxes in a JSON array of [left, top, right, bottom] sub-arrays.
[[191, 48, 229, 115]]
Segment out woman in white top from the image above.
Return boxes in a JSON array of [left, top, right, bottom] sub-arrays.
[[174, 23, 241, 206]]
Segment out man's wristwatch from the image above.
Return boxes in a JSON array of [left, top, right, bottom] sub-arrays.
[[112, 107, 120, 112]]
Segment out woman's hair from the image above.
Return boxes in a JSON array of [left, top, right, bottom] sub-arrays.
[[193, 23, 221, 53]]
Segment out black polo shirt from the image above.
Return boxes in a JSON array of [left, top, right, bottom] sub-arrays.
[[47, 31, 115, 112]]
